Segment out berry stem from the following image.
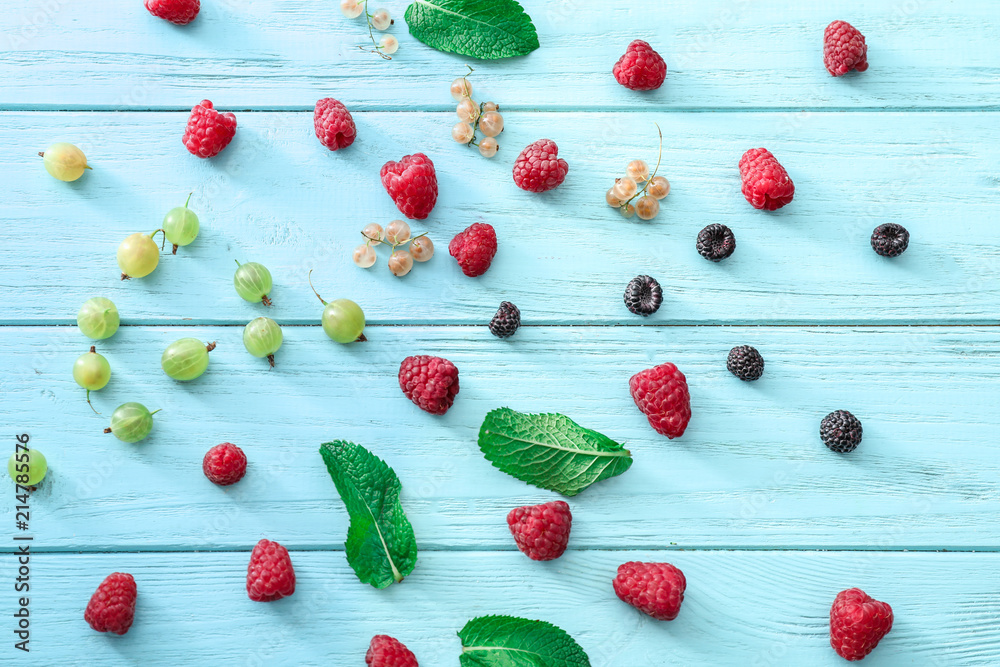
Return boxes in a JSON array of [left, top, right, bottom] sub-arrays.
[[307, 269, 328, 305], [205, 342, 217, 353], [85, 389, 100, 415], [361, 0, 391, 60], [149, 409, 163, 417], [103, 427, 112, 434], [267, 354, 275, 368], [621, 123, 663, 211], [151, 228, 167, 250], [261, 294, 272, 307], [356, 333, 367, 342]]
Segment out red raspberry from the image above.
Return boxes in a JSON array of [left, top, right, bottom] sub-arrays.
[[739, 148, 794, 211], [366, 634, 419, 667], [613, 40, 667, 91], [830, 588, 893, 661], [398, 355, 459, 415], [182, 100, 236, 158], [145, 0, 199, 24], [629, 362, 691, 439], [314, 98, 356, 151], [380, 153, 438, 220], [203, 442, 247, 486], [824, 21, 868, 77], [448, 222, 497, 277], [512, 139, 568, 193], [507, 500, 572, 561], [246, 539, 295, 602], [84, 572, 137, 635], [613, 562, 686, 621]]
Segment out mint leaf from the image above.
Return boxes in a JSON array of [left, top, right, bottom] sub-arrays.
[[478, 408, 632, 496], [459, 615, 591, 667], [404, 0, 540, 60], [319, 441, 417, 589]]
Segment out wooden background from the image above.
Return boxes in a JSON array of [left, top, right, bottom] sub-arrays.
[[2, 0, 999, 664]]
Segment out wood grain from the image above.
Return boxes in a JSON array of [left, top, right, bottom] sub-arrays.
[[5, 325, 999, 551], [11, 550, 999, 666], [4, 110, 999, 325], [3, 1, 999, 110]]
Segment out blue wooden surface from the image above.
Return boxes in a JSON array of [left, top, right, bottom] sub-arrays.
[[2, 1, 1000, 665]]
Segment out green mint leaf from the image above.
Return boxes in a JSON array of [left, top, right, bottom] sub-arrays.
[[319, 441, 417, 589], [477, 408, 632, 497], [459, 615, 591, 667], [404, 0, 540, 60]]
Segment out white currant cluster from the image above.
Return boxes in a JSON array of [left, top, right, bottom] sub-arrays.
[[606, 125, 671, 220], [354, 220, 434, 277], [341, 1, 398, 57], [450, 71, 504, 158]]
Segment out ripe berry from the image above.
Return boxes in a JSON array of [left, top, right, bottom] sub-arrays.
[[366, 635, 419, 667], [478, 137, 498, 158], [203, 442, 247, 486], [620, 203, 635, 218], [478, 111, 504, 137], [870, 223, 909, 258], [371, 8, 392, 30], [410, 236, 434, 262], [820, 410, 863, 453], [380, 153, 438, 220], [246, 539, 296, 602], [613, 562, 685, 620], [830, 588, 893, 661], [388, 250, 414, 277], [629, 363, 691, 439], [385, 220, 411, 245], [507, 500, 572, 561], [647, 176, 670, 199], [399, 355, 460, 415], [449, 222, 497, 277], [489, 301, 520, 338], [353, 244, 377, 268], [84, 573, 137, 635], [452, 122, 475, 144], [696, 224, 736, 262], [606, 188, 623, 207], [379, 35, 399, 55], [824, 21, 869, 77], [626, 159, 649, 182], [727, 345, 764, 381], [512, 139, 569, 193], [456, 98, 479, 123], [613, 40, 667, 91], [182, 100, 236, 159], [613, 177, 638, 200], [340, 0, 364, 18], [40, 142, 89, 182], [450, 77, 473, 101], [739, 148, 794, 211], [145, 0, 199, 24], [314, 98, 357, 151], [624, 275, 662, 316], [635, 195, 659, 220]]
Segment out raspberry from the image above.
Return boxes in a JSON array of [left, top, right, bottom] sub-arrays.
[[313, 98, 356, 151], [696, 224, 736, 262], [203, 442, 247, 486], [727, 345, 764, 382], [366, 635, 419, 667], [145, 0, 199, 24], [84, 572, 137, 635], [398, 355, 459, 415], [820, 410, 863, 453], [449, 222, 497, 277], [624, 275, 662, 316], [739, 148, 794, 211], [512, 139, 568, 193], [380, 153, 438, 220], [613, 562, 685, 621], [629, 362, 691, 439], [830, 588, 893, 661], [824, 21, 869, 77], [507, 500, 572, 561], [182, 100, 236, 159], [613, 40, 667, 91], [246, 539, 295, 602], [870, 223, 909, 258], [489, 301, 520, 338]]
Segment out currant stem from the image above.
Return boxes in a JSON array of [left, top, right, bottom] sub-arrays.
[[307, 269, 328, 305], [361, 0, 391, 60], [621, 123, 664, 210]]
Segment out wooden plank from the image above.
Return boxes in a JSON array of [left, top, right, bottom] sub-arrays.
[[3, 1, 999, 110], [4, 110, 1000, 325], [5, 325, 1000, 551], [13, 550, 1000, 665]]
